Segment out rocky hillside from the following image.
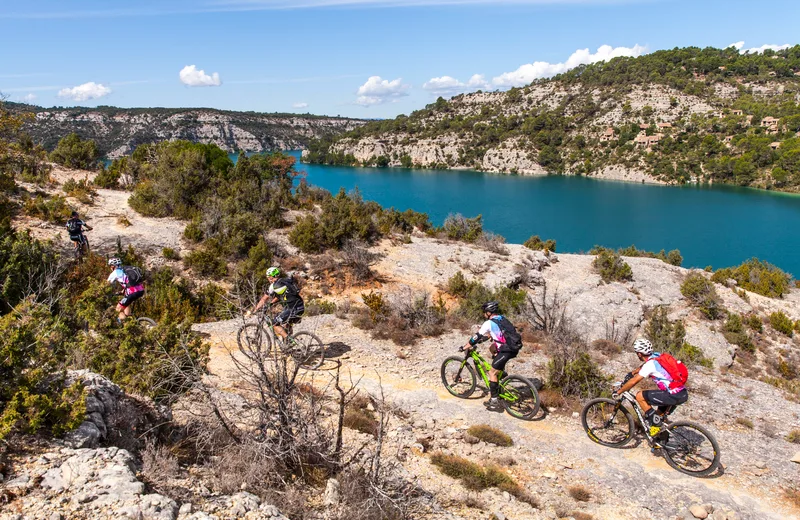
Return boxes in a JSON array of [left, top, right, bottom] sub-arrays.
[[306, 46, 800, 191], [7, 103, 366, 158], [6, 162, 800, 519]]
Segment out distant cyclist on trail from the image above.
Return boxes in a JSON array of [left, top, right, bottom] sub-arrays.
[[66, 211, 92, 253], [247, 266, 305, 342], [107, 257, 146, 324], [462, 301, 523, 411], [613, 338, 689, 435]]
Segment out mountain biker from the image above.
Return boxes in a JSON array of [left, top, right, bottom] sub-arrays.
[[107, 257, 146, 324], [248, 266, 304, 342], [66, 211, 92, 253], [614, 338, 689, 434], [462, 301, 521, 411]]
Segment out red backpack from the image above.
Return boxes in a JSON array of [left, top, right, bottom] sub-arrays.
[[656, 353, 688, 390]]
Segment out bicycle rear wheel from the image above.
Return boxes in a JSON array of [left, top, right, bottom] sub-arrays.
[[500, 375, 540, 420], [289, 331, 325, 370], [660, 421, 720, 477], [237, 323, 273, 356], [581, 398, 635, 447], [440, 356, 477, 398], [136, 317, 156, 330]]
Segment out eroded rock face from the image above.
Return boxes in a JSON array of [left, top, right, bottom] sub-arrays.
[[64, 370, 124, 449]]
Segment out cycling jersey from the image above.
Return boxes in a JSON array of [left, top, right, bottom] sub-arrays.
[[108, 267, 145, 296], [66, 218, 88, 237], [268, 277, 303, 310], [472, 315, 513, 353], [639, 354, 686, 394]]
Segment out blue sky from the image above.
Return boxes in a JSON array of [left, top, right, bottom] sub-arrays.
[[0, 0, 798, 118]]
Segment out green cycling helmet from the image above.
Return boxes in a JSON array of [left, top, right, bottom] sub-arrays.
[[266, 266, 281, 278]]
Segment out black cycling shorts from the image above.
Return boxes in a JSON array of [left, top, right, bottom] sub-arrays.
[[69, 234, 84, 242], [119, 290, 145, 308], [642, 389, 688, 407], [275, 305, 304, 326], [491, 350, 517, 372]]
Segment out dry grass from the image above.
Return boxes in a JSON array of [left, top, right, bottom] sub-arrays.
[[571, 512, 595, 520], [459, 494, 486, 510], [466, 424, 513, 447], [567, 484, 592, 502], [343, 408, 379, 437], [117, 215, 132, 227], [592, 339, 622, 357], [786, 429, 800, 444], [735, 417, 754, 429], [493, 455, 517, 466], [785, 487, 800, 508], [140, 440, 180, 493], [429, 452, 538, 508]]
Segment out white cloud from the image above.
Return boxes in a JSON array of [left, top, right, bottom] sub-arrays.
[[292, 102, 309, 108], [731, 41, 791, 54], [57, 82, 112, 101], [355, 76, 410, 106], [179, 65, 222, 87], [492, 44, 648, 88], [728, 41, 745, 51], [423, 74, 490, 97], [21, 93, 37, 103]]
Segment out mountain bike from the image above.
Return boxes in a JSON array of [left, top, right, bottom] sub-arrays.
[[72, 232, 90, 260], [581, 381, 720, 477], [441, 346, 540, 420], [237, 309, 325, 370]]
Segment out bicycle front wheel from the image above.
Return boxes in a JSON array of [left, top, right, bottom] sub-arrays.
[[581, 398, 635, 447], [500, 375, 540, 420], [237, 323, 273, 355], [136, 317, 156, 330], [441, 356, 477, 398], [289, 331, 325, 370], [660, 421, 720, 477]]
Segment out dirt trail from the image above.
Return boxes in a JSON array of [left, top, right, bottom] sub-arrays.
[[195, 315, 799, 520]]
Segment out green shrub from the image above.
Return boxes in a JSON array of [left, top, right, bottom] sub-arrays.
[[62, 177, 97, 204], [184, 240, 228, 279], [467, 425, 513, 447], [306, 299, 337, 316], [289, 214, 324, 253], [443, 213, 483, 242], [445, 272, 526, 320], [735, 417, 754, 429], [23, 193, 72, 224], [680, 272, 723, 319], [92, 164, 121, 189], [0, 301, 87, 440], [592, 248, 632, 282], [616, 245, 682, 267], [744, 314, 764, 333], [645, 307, 713, 366], [674, 342, 714, 368], [162, 247, 180, 260], [183, 218, 204, 242], [787, 430, 800, 444], [770, 311, 794, 336], [49, 133, 100, 170], [722, 314, 754, 352], [523, 235, 557, 252], [711, 259, 791, 298]]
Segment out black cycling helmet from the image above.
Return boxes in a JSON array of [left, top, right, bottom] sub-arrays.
[[71, 211, 79, 217], [481, 301, 500, 314]]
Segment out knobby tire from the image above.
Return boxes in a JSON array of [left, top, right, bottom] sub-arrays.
[[581, 398, 635, 447], [660, 420, 720, 477], [500, 375, 540, 420], [289, 331, 325, 370], [440, 356, 477, 398], [237, 322, 274, 356]]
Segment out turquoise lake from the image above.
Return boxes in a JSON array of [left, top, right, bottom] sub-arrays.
[[276, 151, 800, 277]]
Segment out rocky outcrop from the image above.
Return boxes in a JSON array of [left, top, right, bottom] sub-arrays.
[[11, 104, 366, 158], [63, 370, 125, 449]]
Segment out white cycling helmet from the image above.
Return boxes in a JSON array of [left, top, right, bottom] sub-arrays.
[[108, 257, 122, 267], [633, 338, 653, 356]]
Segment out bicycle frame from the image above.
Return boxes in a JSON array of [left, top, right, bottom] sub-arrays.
[[459, 349, 518, 402], [618, 391, 662, 444]]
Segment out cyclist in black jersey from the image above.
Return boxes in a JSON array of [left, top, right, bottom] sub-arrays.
[[248, 266, 305, 341], [66, 211, 92, 254]]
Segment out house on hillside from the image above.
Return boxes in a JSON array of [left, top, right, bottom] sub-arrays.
[[657, 122, 673, 129], [761, 117, 779, 133], [745, 115, 754, 126], [724, 136, 734, 144], [770, 142, 782, 150], [639, 124, 650, 130], [731, 109, 743, 116], [768, 71, 777, 77], [599, 127, 615, 142], [634, 131, 663, 149]]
